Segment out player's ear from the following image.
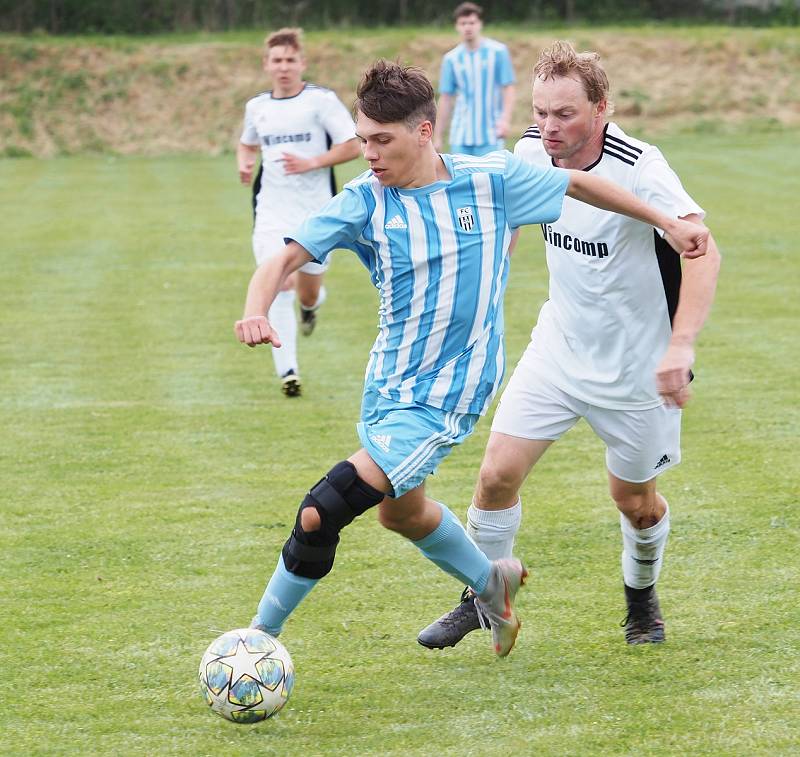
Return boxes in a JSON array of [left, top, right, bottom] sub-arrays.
[[594, 98, 608, 118], [417, 120, 433, 145]]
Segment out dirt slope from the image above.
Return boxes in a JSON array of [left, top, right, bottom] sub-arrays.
[[1, 28, 797, 156]]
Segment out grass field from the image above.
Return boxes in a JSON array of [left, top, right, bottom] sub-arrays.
[[1, 130, 798, 755]]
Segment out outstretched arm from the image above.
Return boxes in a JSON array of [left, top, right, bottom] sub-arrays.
[[656, 215, 721, 408], [281, 137, 361, 175], [235, 242, 314, 347], [566, 171, 709, 258]]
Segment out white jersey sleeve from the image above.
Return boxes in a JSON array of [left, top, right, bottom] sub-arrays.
[[316, 90, 356, 145], [240, 99, 260, 145], [633, 150, 705, 232]]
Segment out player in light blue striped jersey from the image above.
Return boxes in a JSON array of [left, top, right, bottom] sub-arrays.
[[434, 3, 516, 156], [234, 61, 710, 658]]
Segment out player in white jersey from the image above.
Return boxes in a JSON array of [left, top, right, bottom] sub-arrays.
[[232, 60, 709, 658], [418, 41, 721, 650], [237, 28, 359, 397], [434, 3, 516, 157]]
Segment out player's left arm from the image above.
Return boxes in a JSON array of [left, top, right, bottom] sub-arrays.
[[281, 137, 360, 175], [656, 214, 721, 408], [496, 84, 516, 139], [566, 171, 709, 258]]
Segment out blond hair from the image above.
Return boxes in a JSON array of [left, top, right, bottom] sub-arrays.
[[534, 41, 614, 115], [264, 27, 303, 55]]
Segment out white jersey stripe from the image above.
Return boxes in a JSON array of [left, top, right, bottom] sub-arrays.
[[386, 194, 430, 394], [368, 185, 391, 384]]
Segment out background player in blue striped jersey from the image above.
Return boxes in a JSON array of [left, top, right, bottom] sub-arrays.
[[418, 42, 722, 651], [433, 3, 516, 156], [234, 60, 709, 658]]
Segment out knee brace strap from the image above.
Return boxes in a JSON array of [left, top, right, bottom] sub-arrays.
[[282, 461, 384, 579]]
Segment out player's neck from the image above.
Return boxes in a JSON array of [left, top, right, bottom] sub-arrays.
[[401, 150, 451, 189], [464, 36, 482, 51], [272, 81, 305, 99], [554, 124, 606, 171]]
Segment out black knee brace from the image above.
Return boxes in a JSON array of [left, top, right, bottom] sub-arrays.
[[282, 461, 384, 579]]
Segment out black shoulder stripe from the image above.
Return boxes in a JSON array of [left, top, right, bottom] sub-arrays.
[[602, 148, 635, 166], [521, 128, 541, 140], [606, 133, 643, 155], [604, 141, 640, 161]]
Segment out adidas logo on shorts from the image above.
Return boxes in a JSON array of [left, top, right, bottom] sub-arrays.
[[654, 454, 671, 469], [384, 215, 407, 230], [371, 433, 392, 452]]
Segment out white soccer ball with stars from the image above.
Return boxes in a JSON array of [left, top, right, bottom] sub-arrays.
[[199, 627, 295, 723]]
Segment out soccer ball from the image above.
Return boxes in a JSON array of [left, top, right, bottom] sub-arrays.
[[198, 627, 294, 723]]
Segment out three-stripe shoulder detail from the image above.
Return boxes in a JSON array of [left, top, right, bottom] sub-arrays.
[[521, 126, 541, 140], [450, 153, 506, 173], [603, 133, 643, 166]]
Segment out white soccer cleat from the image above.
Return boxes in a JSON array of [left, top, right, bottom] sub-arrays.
[[474, 558, 527, 657]]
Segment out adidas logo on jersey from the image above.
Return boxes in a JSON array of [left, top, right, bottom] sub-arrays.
[[371, 434, 392, 453], [385, 215, 407, 230], [654, 454, 671, 469]]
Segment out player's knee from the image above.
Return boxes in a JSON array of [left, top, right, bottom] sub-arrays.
[[377, 503, 415, 534], [299, 506, 321, 532], [477, 458, 521, 505], [282, 461, 384, 579], [613, 489, 659, 529]]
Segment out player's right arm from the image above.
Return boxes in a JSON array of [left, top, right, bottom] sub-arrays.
[[236, 242, 314, 347], [237, 142, 259, 185]]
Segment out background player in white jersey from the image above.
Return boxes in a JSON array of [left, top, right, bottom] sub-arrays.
[[418, 41, 721, 650], [237, 28, 360, 397], [433, 3, 516, 157], [233, 60, 709, 658]]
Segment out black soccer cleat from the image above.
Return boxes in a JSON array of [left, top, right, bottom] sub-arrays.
[[299, 306, 318, 336], [281, 369, 302, 398], [417, 587, 488, 649], [621, 584, 665, 644]]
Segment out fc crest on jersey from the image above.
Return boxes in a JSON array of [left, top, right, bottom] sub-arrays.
[[457, 207, 475, 232]]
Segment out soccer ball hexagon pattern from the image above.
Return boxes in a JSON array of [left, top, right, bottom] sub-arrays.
[[199, 628, 294, 723]]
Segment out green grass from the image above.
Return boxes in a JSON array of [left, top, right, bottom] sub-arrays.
[[1, 132, 798, 755]]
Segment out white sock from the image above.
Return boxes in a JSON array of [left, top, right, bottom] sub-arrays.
[[268, 290, 298, 378], [466, 499, 522, 561], [301, 284, 326, 312], [620, 501, 670, 589]]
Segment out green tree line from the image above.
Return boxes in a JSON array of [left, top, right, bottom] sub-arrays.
[[0, 0, 797, 33]]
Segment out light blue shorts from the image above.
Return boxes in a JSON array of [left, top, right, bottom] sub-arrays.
[[356, 391, 479, 498], [449, 142, 504, 156]]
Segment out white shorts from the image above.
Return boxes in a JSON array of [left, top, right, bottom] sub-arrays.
[[252, 228, 329, 275], [491, 359, 681, 484]]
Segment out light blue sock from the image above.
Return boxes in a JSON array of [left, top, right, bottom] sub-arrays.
[[413, 503, 492, 593], [254, 555, 318, 635]]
